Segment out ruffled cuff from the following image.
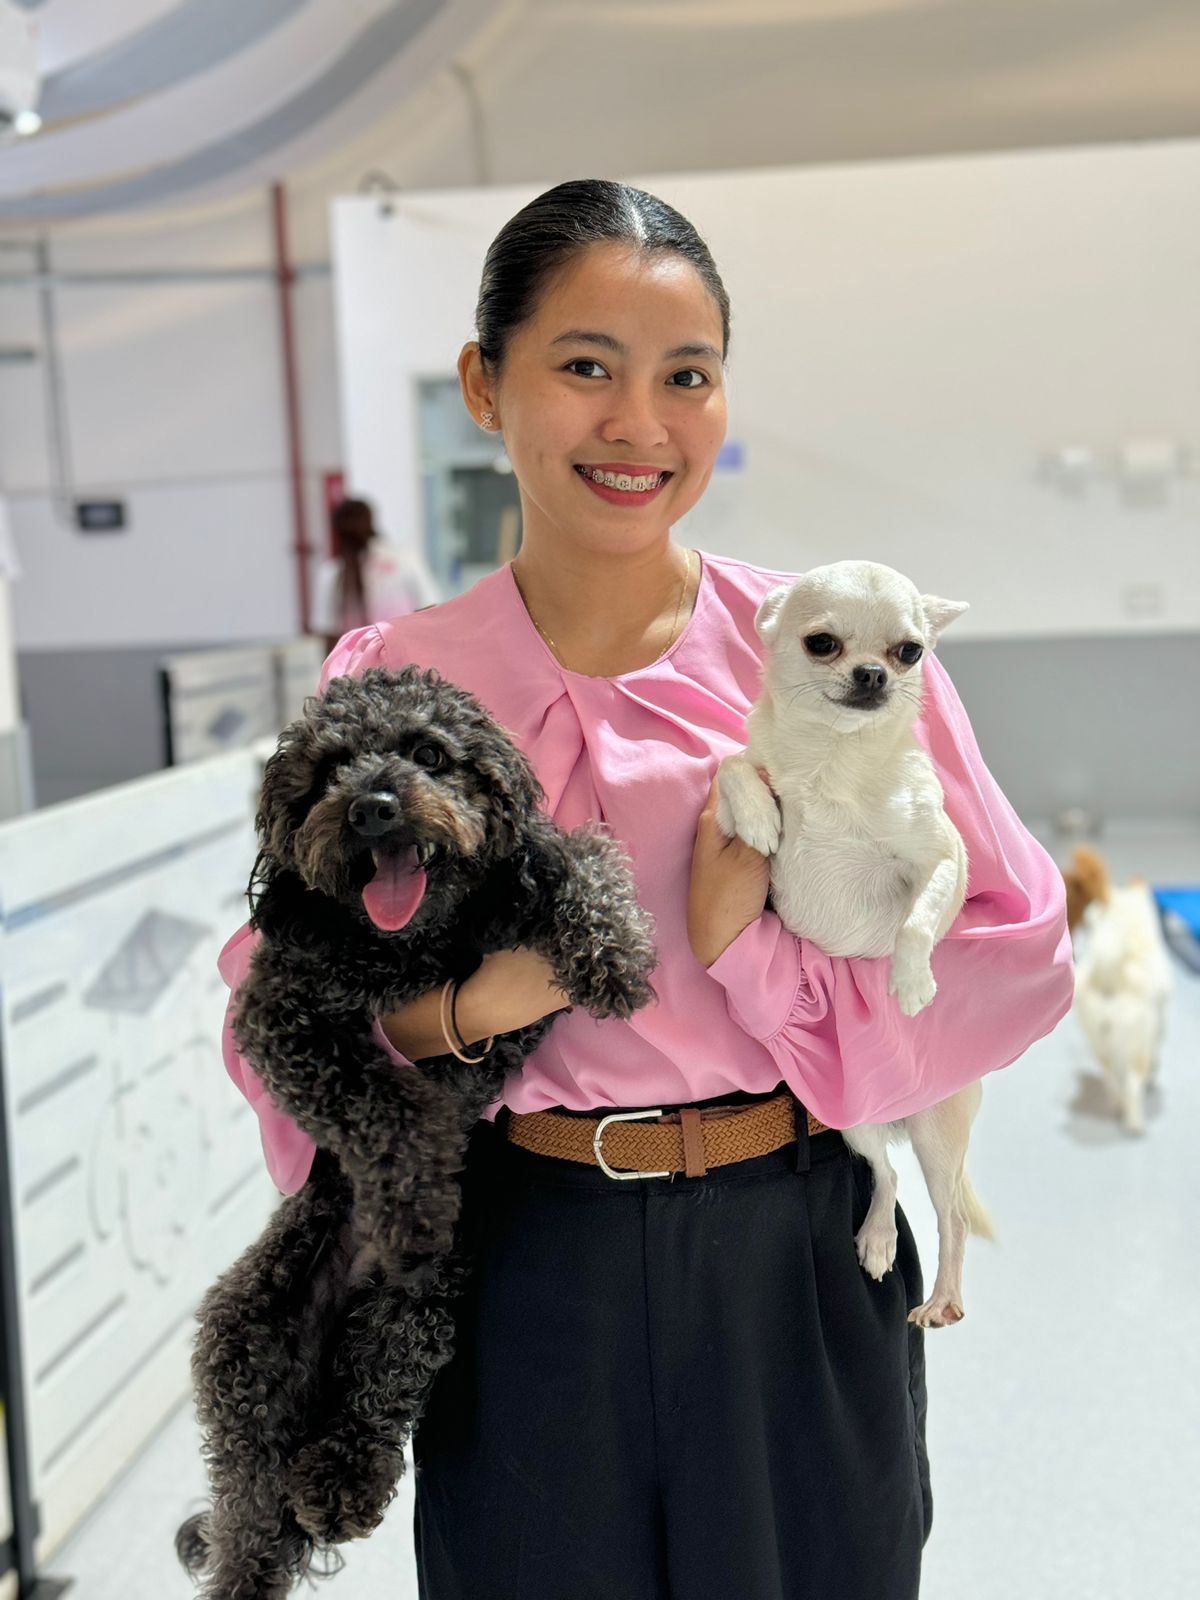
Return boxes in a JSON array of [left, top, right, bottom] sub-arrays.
[[371, 1015, 414, 1069], [705, 911, 806, 1042]]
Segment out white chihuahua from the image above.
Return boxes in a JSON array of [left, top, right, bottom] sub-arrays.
[[718, 560, 993, 1328]]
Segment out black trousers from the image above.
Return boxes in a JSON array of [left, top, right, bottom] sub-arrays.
[[413, 1095, 932, 1600]]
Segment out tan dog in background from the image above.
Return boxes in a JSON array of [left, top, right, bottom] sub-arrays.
[[1065, 846, 1172, 1135]]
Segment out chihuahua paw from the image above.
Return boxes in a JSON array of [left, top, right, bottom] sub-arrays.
[[717, 784, 781, 855], [908, 1295, 965, 1329], [715, 755, 781, 855], [889, 954, 936, 1016], [855, 1218, 898, 1280]]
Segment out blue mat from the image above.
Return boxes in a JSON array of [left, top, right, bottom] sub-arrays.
[[1156, 887, 1200, 975]]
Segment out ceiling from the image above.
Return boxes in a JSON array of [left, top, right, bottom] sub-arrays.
[[4, 0, 1200, 225]]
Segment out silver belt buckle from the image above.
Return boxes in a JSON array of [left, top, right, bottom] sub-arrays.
[[593, 1107, 671, 1181]]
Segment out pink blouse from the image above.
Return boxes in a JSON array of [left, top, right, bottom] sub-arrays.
[[220, 551, 1073, 1193]]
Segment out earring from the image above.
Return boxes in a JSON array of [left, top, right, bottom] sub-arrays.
[[480, 411, 496, 430]]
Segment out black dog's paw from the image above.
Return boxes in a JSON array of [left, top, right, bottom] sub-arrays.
[[544, 828, 658, 1019], [289, 1436, 403, 1544], [561, 946, 657, 1020]]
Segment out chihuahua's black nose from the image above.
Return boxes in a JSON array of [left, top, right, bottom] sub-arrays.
[[851, 663, 888, 693], [348, 792, 402, 837]]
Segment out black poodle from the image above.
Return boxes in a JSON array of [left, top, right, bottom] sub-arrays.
[[178, 666, 656, 1599]]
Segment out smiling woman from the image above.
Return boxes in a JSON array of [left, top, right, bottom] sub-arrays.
[[217, 177, 1071, 1600]]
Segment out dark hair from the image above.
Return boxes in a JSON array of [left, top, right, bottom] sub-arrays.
[[475, 179, 731, 373], [330, 498, 376, 624]]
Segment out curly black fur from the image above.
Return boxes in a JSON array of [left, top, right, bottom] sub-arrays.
[[180, 666, 656, 1597]]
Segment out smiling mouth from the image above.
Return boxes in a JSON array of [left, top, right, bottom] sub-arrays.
[[574, 464, 672, 494]]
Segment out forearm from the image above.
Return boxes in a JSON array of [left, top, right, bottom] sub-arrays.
[[378, 948, 570, 1061], [707, 908, 1073, 1127]]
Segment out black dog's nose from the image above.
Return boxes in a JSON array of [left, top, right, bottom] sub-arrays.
[[348, 791, 402, 838], [851, 663, 888, 693]]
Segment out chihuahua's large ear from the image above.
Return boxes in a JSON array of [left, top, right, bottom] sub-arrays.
[[920, 594, 969, 647], [755, 584, 793, 643]]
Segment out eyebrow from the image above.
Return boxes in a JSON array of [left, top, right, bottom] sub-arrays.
[[550, 329, 722, 362]]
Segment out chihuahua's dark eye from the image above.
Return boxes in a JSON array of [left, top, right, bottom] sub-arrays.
[[804, 633, 839, 658], [411, 743, 445, 772], [896, 642, 924, 666]]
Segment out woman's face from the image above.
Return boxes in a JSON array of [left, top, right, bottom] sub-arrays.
[[470, 242, 728, 558]]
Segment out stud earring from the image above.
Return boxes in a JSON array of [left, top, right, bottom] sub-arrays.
[[480, 411, 496, 430]]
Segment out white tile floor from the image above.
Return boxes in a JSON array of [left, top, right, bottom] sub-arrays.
[[47, 828, 1200, 1599]]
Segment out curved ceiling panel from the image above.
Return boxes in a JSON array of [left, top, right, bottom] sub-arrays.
[[0, 0, 447, 220], [24, 0, 180, 77], [39, 0, 309, 125], [0, 0, 396, 200]]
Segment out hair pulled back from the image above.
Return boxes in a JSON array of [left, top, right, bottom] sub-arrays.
[[474, 179, 730, 373]]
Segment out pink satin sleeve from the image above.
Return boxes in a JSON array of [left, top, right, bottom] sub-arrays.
[[706, 654, 1074, 1128]]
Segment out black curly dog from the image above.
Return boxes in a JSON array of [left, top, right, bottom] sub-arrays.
[[178, 666, 656, 1599]]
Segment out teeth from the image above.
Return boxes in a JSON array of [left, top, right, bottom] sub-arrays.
[[585, 467, 662, 491], [417, 842, 435, 865]]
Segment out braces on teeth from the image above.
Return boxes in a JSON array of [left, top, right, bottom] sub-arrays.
[[580, 467, 664, 492]]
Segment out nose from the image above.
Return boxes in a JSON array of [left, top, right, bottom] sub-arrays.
[[851, 663, 888, 693], [348, 791, 402, 838], [600, 380, 670, 450]]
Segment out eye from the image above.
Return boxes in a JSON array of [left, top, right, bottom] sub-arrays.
[[308, 753, 344, 795], [411, 742, 445, 771], [564, 358, 610, 380], [896, 642, 924, 666], [668, 368, 708, 388], [804, 634, 840, 658]]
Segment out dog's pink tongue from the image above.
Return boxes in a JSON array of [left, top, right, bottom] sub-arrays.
[[362, 846, 427, 931]]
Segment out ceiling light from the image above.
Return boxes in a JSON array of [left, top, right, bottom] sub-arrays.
[[13, 108, 41, 136]]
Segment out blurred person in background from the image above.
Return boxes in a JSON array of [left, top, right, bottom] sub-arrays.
[[311, 496, 439, 652]]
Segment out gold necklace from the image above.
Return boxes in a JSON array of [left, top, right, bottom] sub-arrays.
[[518, 548, 695, 667]]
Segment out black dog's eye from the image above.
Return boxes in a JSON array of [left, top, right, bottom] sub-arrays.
[[307, 754, 343, 796], [896, 642, 924, 666], [804, 633, 840, 658], [411, 743, 445, 772]]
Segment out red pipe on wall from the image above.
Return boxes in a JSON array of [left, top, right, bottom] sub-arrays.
[[270, 181, 314, 634]]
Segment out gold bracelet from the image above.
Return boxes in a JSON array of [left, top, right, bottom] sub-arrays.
[[438, 979, 494, 1065]]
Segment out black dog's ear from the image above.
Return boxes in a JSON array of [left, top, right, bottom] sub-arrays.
[[472, 732, 544, 854], [254, 715, 333, 864]]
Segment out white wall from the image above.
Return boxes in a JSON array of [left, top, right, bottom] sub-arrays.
[[0, 193, 342, 651], [333, 143, 1200, 640], [0, 582, 17, 735], [4, 140, 1200, 655]]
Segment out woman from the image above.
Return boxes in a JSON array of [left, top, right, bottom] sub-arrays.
[[310, 496, 439, 654], [221, 179, 1073, 1598]]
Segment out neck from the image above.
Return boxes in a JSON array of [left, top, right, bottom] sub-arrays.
[[511, 529, 695, 676]]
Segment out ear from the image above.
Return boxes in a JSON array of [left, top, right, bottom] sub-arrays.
[[254, 726, 313, 862], [474, 732, 544, 854], [754, 584, 793, 643], [920, 594, 969, 646]]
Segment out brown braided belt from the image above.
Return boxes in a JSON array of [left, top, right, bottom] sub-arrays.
[[507, 1092, 831, 1180]]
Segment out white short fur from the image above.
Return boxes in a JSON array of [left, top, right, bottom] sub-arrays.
[[1073, 881, 1171, 1135], [717, 559, 993, 1328]]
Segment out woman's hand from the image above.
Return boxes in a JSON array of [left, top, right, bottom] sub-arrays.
[[688, 775, 773, 968], [378, 947, 570, 1061]]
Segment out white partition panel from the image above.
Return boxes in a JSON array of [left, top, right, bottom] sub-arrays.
[[0, 743, 280, 1559], [160, 645, 279, 765], [274, 637, 326, 726]]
